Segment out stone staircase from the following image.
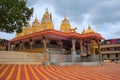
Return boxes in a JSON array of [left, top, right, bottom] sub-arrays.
[[0, 51, 45, 64]]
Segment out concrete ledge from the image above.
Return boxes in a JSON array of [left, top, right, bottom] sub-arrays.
[[116, 60, 120, 64], [76, 62, 103, 66], [54, 62, 74, 66], [0, 61, 43, 65], [44, 61, 50, 66], [54, 62, 103, 66]]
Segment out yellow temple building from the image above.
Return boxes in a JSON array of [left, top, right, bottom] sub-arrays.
[[9, 9, 103, 58]]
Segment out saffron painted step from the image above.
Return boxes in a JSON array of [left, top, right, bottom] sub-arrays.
[[0, 63, 120, 80], [0, 51, 45, 64]]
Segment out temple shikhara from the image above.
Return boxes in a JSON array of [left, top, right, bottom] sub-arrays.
[[8, 9, 104, 64]]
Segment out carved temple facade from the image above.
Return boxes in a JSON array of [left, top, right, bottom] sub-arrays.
[[9, 9, 104, 56]]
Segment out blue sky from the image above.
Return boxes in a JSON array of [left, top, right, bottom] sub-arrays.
[[0, 0, 120, 40]]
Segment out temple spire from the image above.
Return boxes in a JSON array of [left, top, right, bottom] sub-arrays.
[[64, 12, 66, 18], [82, 24, 95, 34], [46, 8, 48, 12], [50, 12, 52, 19], [34, 14, 38, 23], [60, 16, 71, 32], [40, 9, 54, 30], [88, 24, 91, 29], [82, 27, 85, 34], [64, 13, 67, 20]]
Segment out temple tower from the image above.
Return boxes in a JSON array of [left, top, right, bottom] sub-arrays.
[[60, 16, 71, 32], [82, 24, 95, 34], [32, 17, 40, 33], [40, 9, 54, 30]]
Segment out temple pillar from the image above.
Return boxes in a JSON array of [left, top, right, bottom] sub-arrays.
[[72, 38, 76, 62], [60, 42, 63, 50], [20, 43, 22, 50], [45, 49, 49, 61], [87, 41, 90, 54], [98, 40, 101, 54], [43, 39, 47, 49], [91, 39, 95, 56], [44, 49, 50, 66], [8, 42, 11, 51], [11, 44, 14, 51], [98, 40, 102, 61], [19, 41, 22, 50], [58, 40, 63, 50], [80, 39, 83, 54], [30, 40, 33, 49], [22, 42, 25, 50], [72, 39, 76, 51], [83, 42, 87, 54]]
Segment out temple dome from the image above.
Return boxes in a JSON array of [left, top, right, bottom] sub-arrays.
[[82, 24, 95, 34], [40, 8, 54, 30], [60, 16, 71, 32], [34, 17, 38, 23]]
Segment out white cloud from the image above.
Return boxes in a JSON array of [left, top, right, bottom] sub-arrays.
[[1, 0, 120, 40], [0, 32, 15, 40]]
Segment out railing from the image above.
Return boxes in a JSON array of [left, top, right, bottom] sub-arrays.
[[32, 44, 43, 49], [24, 45, 30, 49], [47, 44, 58, 48], [101, 51, 120, 54], [102, 44, 120, 48], [20, 48, 45, 53], [14, 47, 20, 51], [95, 44, 120, 48]]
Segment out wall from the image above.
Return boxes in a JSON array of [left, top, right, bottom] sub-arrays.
[[0, 51, 45, 64], [49, 53, 81, 63]]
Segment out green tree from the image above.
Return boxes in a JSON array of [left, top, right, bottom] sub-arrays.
[[0, 0, 33, 33]]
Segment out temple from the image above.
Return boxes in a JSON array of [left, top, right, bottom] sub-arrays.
[[9, 9, 104, 63]]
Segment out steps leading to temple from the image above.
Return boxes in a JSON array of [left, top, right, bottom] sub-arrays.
[[0, 51, 45, 64]]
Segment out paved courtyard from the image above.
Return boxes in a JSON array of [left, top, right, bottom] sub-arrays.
[[0, 62, 120, 80]]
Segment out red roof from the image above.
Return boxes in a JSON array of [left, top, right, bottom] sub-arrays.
[[10, 29, 104, 42]]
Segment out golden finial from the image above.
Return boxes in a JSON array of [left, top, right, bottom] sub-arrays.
[[64, 12, 66, 18], [82, 27, 85, 33], [34, 14, 38, 22], [35, 14, 37, 18], [64, 13, 68, 21], [46, 8, 48, 12], [88, 24, 91, 29]]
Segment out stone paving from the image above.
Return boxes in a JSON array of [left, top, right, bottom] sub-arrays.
[[0, 62, 120, 80]]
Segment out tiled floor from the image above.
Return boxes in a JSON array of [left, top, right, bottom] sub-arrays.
[[0, 62, 120, 80]]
